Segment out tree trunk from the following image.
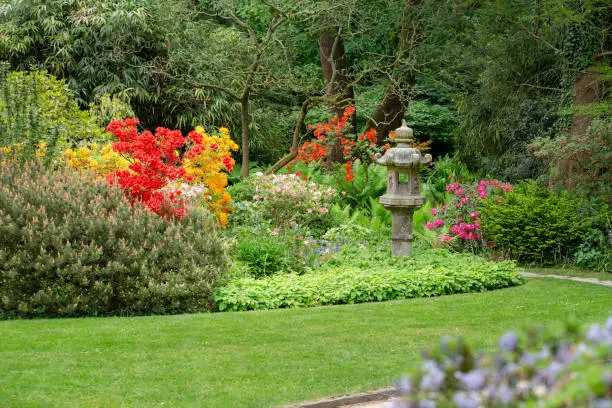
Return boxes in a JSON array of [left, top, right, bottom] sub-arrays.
[[365, 82, 410, 141], [365, 0, 423, 142], [265, 98, 314, 174], [241, 97, 250, 178], [556, 70, 603, 191], [319, 23, 355, 164]]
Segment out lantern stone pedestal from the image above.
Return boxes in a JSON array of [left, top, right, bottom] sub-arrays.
[[375, 121, 432, 256]]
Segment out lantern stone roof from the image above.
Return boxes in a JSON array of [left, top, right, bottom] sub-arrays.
[[374, 121, 432, 168]]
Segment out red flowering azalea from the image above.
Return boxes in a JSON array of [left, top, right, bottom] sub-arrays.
[[105, 118, 204, 220]]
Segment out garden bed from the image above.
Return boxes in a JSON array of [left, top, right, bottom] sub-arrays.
[[215, 250, 523, 311]]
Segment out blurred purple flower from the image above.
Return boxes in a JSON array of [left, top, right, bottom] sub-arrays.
[[418, 399, 436, 408], [420, 360, 445, 391], [455, 369, 486, 391], [498, 332, 518, 352], [496, 383, 515, 405], [395, 376, 412, 395], [452, 391, 480, 408]]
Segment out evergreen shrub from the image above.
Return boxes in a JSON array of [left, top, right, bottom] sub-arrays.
[[479, 181, 591, 265], [0, 160, 230, 318]]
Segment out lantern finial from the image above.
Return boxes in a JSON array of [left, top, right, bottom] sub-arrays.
[[394, 120, 413, 144]]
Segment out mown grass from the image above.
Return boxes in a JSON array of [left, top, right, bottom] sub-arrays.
[[1, 278, 611, 408]]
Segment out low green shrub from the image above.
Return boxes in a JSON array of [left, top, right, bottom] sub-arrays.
[[0, 160, 230, 318], [392, 317, 612, 407], [226, 177, 257, 203], [214, 250, 523, 311], [236, 235, 293, 278], [479, 181, 591, 265]]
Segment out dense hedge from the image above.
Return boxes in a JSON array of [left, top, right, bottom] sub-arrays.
[[215, 252, 523, 311], [0, 160, 230, 318], [479, 181, 592, 265]]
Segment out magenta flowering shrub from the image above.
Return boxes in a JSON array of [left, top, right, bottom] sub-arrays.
[[250, 172, 337, 231], [425, 179, 514, 253]]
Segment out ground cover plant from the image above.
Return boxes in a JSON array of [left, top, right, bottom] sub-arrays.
[[215, 249, 523, 311], [0, 159, 229, 318], [0, 279, 610, 408]]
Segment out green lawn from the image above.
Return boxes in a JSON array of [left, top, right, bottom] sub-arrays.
[[1, 278, 611, 408]]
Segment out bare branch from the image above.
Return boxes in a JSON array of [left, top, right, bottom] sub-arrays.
[[502, 17, 560, 53], [265, 95, 327, 174], [185, 80, 241, 101], [227, 10, 257, 45]]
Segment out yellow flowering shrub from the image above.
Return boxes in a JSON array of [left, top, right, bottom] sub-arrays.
[[60, 143, 130, 179], [0, 142, 48, 159], [183, 126, 239, 227]]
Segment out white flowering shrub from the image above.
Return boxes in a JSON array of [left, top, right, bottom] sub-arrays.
[[249, 172, 337, 231]]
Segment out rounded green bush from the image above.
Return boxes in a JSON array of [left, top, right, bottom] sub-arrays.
[[0, 160, 230, 318], [236, 237, 292, 278], [480, 181, 591, 265]]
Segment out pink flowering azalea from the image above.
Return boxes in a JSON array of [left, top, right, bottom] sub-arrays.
[[446, 182, 459, 192], [442, 235, 452, 243], [434, 218, 444, 227], [431, 208, 439, 216], [470, 211, 479, 220], [425, 222, 435, 230]]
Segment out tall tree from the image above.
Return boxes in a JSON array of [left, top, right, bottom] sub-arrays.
[[319, 18, 355, 163], [365, 0, 423, 141], [192, 0, 341, 177]]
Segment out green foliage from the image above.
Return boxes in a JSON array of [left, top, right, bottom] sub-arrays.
[[215, 249, 523, 311], [236, 235, 292, 278], [0, 159, 230, 318], [333, 160, 388, 213], [529, 108, 611, 199], [226, 177, 257, 202], [404, 100, 457, 156], [574, 227, 611, 273], [416, 0, 611, 181], [424, 155, 475, 205], [87, 93, 135, 124], [479, 181, 592, 265], [0, 70, 107, 162]]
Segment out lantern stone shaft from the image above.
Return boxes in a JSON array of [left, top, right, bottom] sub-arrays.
[[375, 120, 432, 256]]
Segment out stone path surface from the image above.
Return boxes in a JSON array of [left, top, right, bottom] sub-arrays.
[[519, 271, 612, 287], [286, 272, 611, 408]]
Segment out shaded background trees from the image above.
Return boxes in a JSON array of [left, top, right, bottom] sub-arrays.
[[1, 0, 609, 185]]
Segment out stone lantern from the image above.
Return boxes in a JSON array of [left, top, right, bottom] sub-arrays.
[[375, 120, 432, 256]]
